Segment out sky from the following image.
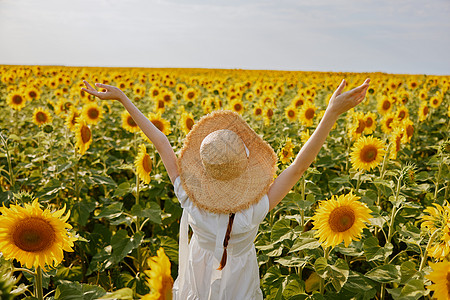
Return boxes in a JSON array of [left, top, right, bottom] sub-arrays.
[[0, 0, 449, 75]]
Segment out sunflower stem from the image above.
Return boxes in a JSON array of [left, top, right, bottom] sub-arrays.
[[300, 176, 306, 227], [319, 247, 330, 295], [355, 171, 362, 193], [0, 132, 16, 194], [74, 145, 80, 203], [433, 154, 443, 200], [419, 229, 440, 272], [35, 267, 43, 300], [134, 133, 143, 274]]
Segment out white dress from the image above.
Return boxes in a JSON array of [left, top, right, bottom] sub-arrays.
[[172, 176, 269, 300]]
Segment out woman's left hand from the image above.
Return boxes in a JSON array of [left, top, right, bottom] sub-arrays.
[[326, 78, 370, 117]]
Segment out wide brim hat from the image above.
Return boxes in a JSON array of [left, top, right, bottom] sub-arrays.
[[178, 110, 278, 214]]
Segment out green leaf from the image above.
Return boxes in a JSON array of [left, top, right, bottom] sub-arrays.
[[113, 182, 132, 197], [365, 264, 400, 283], [98, 288, 133, 300], [398, 279, 426, 300], [400, 261, 418, 285], [159, 235, 179, 264], [131, 202, 162, 224], [71, 200, 96, 226], [88, 174, 117, 187], [329, 259, 349, 292], [283, 274, 305, 298], [271, 218, 293, 243], [54, 281, 106, 300], [110, 230, 144, 264], [314, 257, 328, 277], [290, 238, 321, 253], [94, 202, 123, 219], [363, 237, 393, 262], [275, 256, 307, 267]]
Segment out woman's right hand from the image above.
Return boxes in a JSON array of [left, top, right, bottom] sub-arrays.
[[81, 81, 126, 102]]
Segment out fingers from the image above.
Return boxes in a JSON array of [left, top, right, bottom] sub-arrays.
[[83, 80, 96, 91], [334, 79, 347, 96]]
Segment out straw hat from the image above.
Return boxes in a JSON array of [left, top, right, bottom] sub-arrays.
[[178, 110, 277, 214]]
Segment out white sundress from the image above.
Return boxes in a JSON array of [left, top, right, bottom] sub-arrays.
[[172, 176, 269, 300]]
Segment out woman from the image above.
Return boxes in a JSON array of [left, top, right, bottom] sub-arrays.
[[82, 77, 370, 299]]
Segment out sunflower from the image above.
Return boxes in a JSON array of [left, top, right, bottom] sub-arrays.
[[135, 144, 152, 184], [121, 111, 140, 133], [377, 96, 392, 115], [291, 96, 305, 108], [75, 118, 92, 155], [25, 86, 40, 101], [161, 90, 175, 106], [348, 111, 366, 140], [245, 92, 255, 101], [418, 101, 429, 122], [389, 128, 404, 160], [32, 108, 52, 127], [425, 261, 450, 300], [380, 112, 398, 134], [149, 86, 160, 100], [279, 138, 295, 164], [312, 192, 372, 248], [183, 88, 198, 103], [299, 102, 317, 127], [82, 102, 103, 125], [180, 111, 195, 135], [402, 118, 414, 143], [65, 108, 80, 132], [6, 91, 26, 111], [142, 247, 173, 300], [229, 99, 245, 115], [263, 108, 274, 126], [350, 136, 386, 171], [0, 199, 76, 270], [300, 129, 310, 144], [154, 97, 166, 113], [148, 112, 171, 135], [418, 88, 428, 101], [253, 106, 263, 119], [363, 112, 377, 135], [284, 105, 298, 122], [430, 95, 443, 109], [395, 106, 409, 122], [176, 83, 187, 94], [421, 203, 449, 233]]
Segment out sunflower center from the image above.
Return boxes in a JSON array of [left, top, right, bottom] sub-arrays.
[[267, 109, 274, 118], [282, 149, 289, 157], [29, 91, 37, 98], [186, 118, 194, 130], [382, 101, 391, 110], [328, 206, 355, 233], [365, 117, 373, 127], [423, 106, 429, 116], [81, 125, 91, 143], [36, 112, 47, 122], [13, 217, 56, 252], [398, 111, 406, 120], [288, 110, 295, 118], [356, 119, 365, 134], [88, 108, 99, 119], [305, 108, 315, 120], [153, 90, 159, 97], [143, 154, 152, 173], [395, 136, 401, 152], [127, 116, 137, 127], [433, 99, 438, 105], [164, 95, 171, 102], [360, 145, 378, 163], [255, 108, 262, 116], [187, 92, 195, 99], [295, 99, 304, 107], [234, 103, 242, 111], [152, 120, 164, 132], [406, 125, 414, 138], [386, 118, 394, 129], [12, 95, 23, 104], [158, 100, 165, 109]]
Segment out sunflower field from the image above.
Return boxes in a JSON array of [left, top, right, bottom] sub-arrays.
[[0, 65, 449, 300]]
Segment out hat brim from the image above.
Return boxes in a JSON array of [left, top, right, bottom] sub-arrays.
[[178, 110, 278, 214]]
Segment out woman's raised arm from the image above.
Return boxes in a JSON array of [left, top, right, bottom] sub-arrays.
[[267, 78, 370, 211], [82, 81, 179, 184]]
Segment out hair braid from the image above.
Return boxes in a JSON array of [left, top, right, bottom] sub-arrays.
[[218, 213, 235, 270]]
